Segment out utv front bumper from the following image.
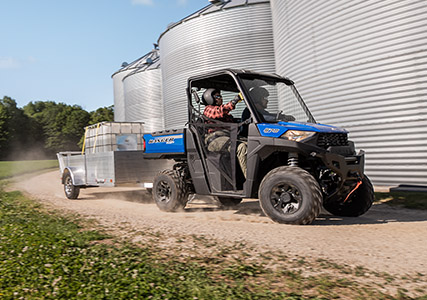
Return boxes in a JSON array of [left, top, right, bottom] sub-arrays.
[[315, 150, 365, 182]]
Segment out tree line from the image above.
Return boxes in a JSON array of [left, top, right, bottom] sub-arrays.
[[0, 96, 113, 160]]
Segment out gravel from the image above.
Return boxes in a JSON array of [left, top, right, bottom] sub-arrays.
[[13, 170, 427, 277]]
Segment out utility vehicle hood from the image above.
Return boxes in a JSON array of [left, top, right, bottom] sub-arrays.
[[257, 122, 347, 138]]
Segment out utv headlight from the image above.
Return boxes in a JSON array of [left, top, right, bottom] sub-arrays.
[[282, 130, 316, 142]]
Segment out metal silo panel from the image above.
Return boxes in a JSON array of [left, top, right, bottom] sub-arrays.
[[159, 1, 275, 129], [271, 0, 427, 187], [123, 68, 165, 132], [112, 50, 160, 123], [112, 70, 132, 122]]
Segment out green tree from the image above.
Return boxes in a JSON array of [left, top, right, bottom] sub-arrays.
[[24, 101, 90, 154], [0, 96, 33, 160], [0, 102, 10, 158], [89, 105, 114, 124]]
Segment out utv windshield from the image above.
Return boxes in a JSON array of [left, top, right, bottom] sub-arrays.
[[240, 77, 316, 124]]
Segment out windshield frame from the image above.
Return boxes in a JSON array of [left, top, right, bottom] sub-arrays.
[[236, 74, 316, 124]]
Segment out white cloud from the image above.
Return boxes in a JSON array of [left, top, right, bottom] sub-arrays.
[[0, 57, 20, 69], [0, 57, 37, 69], [131, 0, 154, 6], [27, 56, 37, 64], [177, 0, 188, 6], [131, 0, 188, 7]]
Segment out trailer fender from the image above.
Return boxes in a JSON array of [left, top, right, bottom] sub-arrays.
[[62, 167, 86, 186]]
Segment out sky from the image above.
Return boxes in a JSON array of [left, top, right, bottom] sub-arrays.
[[0, 0, 209, 112]]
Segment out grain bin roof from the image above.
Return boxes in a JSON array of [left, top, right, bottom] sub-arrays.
[[111, 48, 160, 77], [158, 0, 270, 42]]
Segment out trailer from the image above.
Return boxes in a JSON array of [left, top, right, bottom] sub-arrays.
[[57, 122, 174, 199]]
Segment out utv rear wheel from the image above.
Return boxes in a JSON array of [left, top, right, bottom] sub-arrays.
[[153, 170, 188, 212], [217, 197, 242, 207], [64, 173, 80, 199], [259, 167, 322, 225], [323, 175, 374, 217]]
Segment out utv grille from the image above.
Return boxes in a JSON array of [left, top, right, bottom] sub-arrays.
[[317, 133, 348, 148]]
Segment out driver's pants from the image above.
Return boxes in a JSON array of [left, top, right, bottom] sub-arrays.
[[205, 131, 247, 178]]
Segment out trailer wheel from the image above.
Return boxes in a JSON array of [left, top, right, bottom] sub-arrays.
[[153, 170, 188, 212], [64, 173, 80, 199], [217, 197, 242, 207], [324, 175, 374, 217], [259, 166, 322, 225]]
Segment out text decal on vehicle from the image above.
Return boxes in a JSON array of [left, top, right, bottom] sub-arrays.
[[263, 128, 280, 134], [143, 133, 185, 154], [148, 136, 177, 144], [257, 124, 288, 138]]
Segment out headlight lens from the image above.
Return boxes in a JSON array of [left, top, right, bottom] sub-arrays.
[[282, 130, 316, 142]]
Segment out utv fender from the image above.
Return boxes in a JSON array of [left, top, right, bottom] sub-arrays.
[[247, 137, 322, 161]]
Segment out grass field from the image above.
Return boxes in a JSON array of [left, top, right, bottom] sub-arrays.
[[0, 160, 58, 180], [375, 192, 427, 210], [0, 189, 307, 299]]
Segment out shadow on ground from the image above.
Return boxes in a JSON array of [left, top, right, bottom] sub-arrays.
[[79, 190, 427, 225], [189, 200, 427, 225], [79, 189, 154, 203]]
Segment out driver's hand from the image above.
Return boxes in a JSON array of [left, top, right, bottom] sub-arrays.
[[279, 113, 296, 121], [231, 94, 243, 106], [285, 115, 296, 121]]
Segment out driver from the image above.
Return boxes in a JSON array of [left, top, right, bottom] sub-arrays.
[[202, 88, 247, 178], [240, 86, 295, 137], [240, 87, 270, 137]]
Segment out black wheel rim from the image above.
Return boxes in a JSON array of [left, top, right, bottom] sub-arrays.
[[156, 180, 171, 203], [270, 183, 301, 215]]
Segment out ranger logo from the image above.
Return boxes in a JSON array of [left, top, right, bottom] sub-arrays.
[[148, 137, 176, 144], [263, 128, 280, 134]]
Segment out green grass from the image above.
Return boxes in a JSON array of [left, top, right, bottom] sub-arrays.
[[375, 192, 427, 210], [0, 189, 311, 299], [0, 160, 58, 179]]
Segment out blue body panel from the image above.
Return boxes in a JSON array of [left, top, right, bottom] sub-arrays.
[[257, 122, 347, 138], [143, 133, 185, 154]]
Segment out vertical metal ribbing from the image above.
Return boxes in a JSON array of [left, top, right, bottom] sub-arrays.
[[112, 70, 132, 122], [271, 0, 427, 186], [112, 50, 160, 123], [159, 1, 275, 130], [123, 68, 165, 132]]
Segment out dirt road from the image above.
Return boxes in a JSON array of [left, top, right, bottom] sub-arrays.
[[13, 171, 427, 280]]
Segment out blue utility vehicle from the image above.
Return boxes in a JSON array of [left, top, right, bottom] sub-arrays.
[[144, 69, 374, 224]]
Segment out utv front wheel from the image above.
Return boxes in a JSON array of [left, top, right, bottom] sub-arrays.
[[259, 167, 322, 225], [64, 173, 80, 199], [153, 170, 188, 212], [323, 175, 374, 217]]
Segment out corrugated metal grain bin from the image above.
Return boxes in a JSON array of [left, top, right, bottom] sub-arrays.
[[112, 50, 159, 122], [271, 0, 427, 187], [159, 0, 275, 129], [123, 55, 165, 132]]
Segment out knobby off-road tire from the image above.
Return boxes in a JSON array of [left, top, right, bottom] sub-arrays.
[[64, 173, 80, 199], [216, 197, 242, 207], [153, 170, 188, 212], [259, 166, 322, 225], [323, 175, 374, 217]]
